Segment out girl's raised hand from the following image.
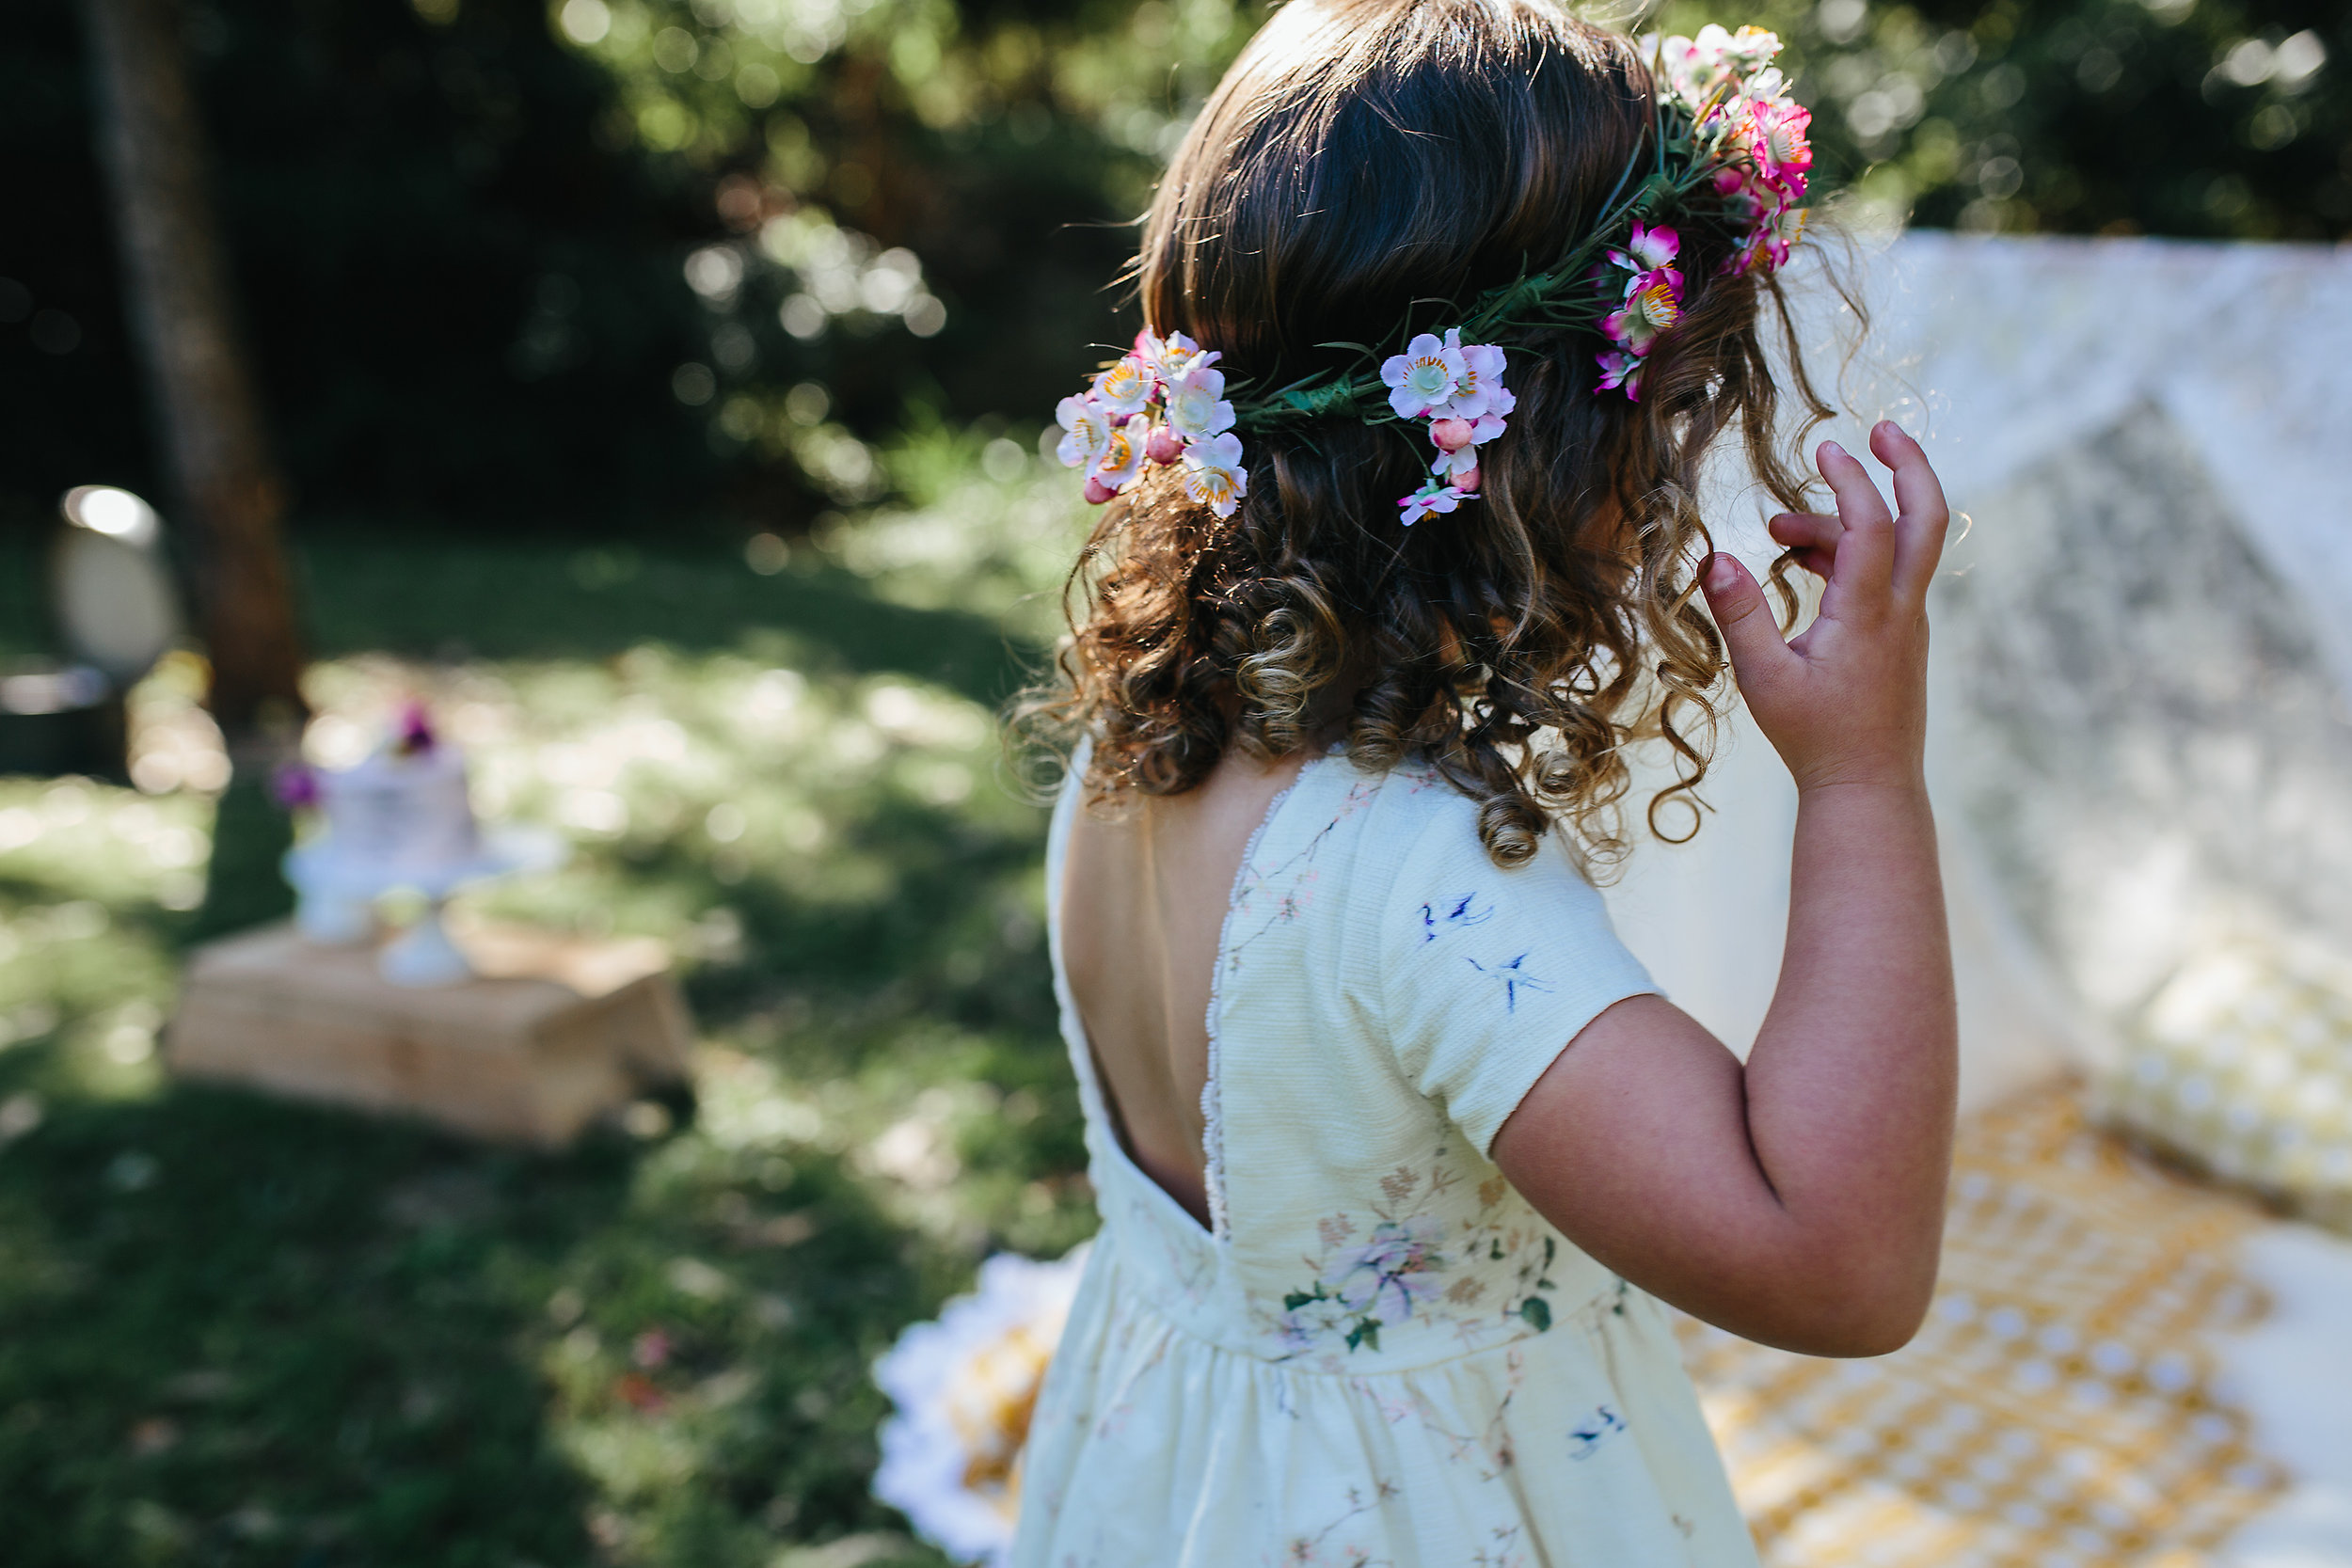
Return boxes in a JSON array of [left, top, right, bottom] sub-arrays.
[[1699, 420, 1950, 793]]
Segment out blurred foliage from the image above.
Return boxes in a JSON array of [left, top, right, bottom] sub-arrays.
[[0, 447, 1090, 1564], [3, 0, 723, 536], [4, 0, 2341, 544]]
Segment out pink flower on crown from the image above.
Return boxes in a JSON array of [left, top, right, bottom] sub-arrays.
[[1745, 99, 1812, 199], [1603, 277, 1684, 356], [1397, 481, 1470, 527], [1055, 395, 1116, 468], [1428, 411, 1506, 482], [1682, 25, 1779, 90], [1607, 221, 1681, 279], [1089, 413, 1148, 496], [1430, 331, 1515, 422], [1180, 432, 1248, 518], [1596, 350, 1645, 401], [1163, 363, 1235, 443], [1431, 446, 1479, 483], [1657, 25, 1787, 134], [1733, 204, 1807, 277], [1381, 332, 1468, 419], [1713, 165, 1771, 227], [1134, 326, 1215, 385], [1090, 355, 1155, 416]]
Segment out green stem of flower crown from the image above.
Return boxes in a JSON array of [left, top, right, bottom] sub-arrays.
[[1225, 88, 1746, 434]]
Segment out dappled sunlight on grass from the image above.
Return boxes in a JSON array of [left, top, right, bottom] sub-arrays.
[[0, 446, 1093, 1564]]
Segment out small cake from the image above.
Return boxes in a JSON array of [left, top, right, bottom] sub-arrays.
[[315, 704, 481, 875]]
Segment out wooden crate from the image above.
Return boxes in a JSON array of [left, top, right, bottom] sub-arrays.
[[167, 919, 693, 1148]]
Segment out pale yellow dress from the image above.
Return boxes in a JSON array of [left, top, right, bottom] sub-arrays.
[[1013, 748, 1760, 1566]]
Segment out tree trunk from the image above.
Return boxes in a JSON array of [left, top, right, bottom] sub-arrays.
[[81, 0, 307, 747]]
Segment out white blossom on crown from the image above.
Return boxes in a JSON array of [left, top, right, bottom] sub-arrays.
[[1055, 330, 1254, 517], [1089, 355, 1156, 416], [1164, 363, 1236, 443], [1055, 394, 1115, 469], [1181, 431, 1249, 518]]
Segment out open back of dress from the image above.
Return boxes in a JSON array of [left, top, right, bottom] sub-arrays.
[[1013, 746, 1762, 1566]]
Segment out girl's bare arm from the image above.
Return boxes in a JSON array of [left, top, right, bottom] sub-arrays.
[[1491, 420, 1958, 1357]]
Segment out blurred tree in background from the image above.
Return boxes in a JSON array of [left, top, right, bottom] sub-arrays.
[[1, 0, 2342, 545]]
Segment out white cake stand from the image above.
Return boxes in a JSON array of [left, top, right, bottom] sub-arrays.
[[283, 825, 569, 987]]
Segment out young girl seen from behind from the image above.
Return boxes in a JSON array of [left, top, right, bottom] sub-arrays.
[[1017, 1, 1956, 1560]]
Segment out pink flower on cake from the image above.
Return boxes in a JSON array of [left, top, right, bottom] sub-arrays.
[[1089, 355, 1156, 416], [1397, 481, 1470, 527], [1429, 331, 1515, 422], [1055, 395, 1115, 468], [1180, 432, 1248, 518], [1163, 364, 1235, 443], [1381, 332, 1468, 419]]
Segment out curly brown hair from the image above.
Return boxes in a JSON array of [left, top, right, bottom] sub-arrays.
[[1018, 0, 1836, 868]]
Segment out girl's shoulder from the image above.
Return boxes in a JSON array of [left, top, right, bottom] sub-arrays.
[[1296, 749, 1656, 1156], [1322, 750, 1567, 890], [1295, 748, 1626, 969]]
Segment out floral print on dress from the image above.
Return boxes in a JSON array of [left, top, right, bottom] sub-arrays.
[[1270, 1153, 1567, 1356], [1279, 1214, 1446, 1353], [1275, 1480, 1401, 1567], [1224, 777, 1377, 972]]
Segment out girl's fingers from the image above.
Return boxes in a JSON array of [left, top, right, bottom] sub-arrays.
[[1766, 515, 1837, 579], [1768, 512, 1840, 553], [1867, 420, 1952, 601], [1699, 552, 1800, 688], [1816, 440, 1897, 612]]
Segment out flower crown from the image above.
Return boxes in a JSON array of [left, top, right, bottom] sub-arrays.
[[1055, 24, 1812, 531]]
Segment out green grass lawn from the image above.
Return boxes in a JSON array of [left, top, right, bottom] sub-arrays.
[[0, 434, 1094, 1566]]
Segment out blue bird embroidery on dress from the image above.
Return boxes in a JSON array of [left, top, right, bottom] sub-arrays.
[[1417, 892, 1495, 943], [1466, 953, 1552, 1013], [1566, 1404, 1626, 1461]]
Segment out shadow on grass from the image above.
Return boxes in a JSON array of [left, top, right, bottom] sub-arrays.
[[0, 1076, 616, 1565], [297, 533, 1042, 710], [0, 1058, 948, 1567]]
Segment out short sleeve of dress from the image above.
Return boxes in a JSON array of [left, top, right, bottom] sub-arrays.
[[1376, 795, 1659, 1157]]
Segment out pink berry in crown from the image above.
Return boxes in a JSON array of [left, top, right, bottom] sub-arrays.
[[1429, 418, 1475, 452]]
